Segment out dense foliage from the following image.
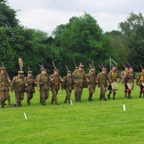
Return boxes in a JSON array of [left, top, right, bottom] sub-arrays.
[[0, 1, 143, 77]]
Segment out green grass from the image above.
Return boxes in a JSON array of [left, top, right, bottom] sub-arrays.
[[1, 83, 144, 144]]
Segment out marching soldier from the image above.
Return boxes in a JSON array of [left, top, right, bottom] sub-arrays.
[[25, 71, 35, 105], [72, 63, 86, 102], [37, 68, 50, 105], [85, 68, 96, 101], [107, 65, 119, 99], [50, 69, 63, 105], [136, 68, 144, 98], [96, 68, 110, 101], [0, 67, 11, 108], [11, 71, 25, 107], [122, 67, 135, 99], [120, 66, 129, 97], [62, 70, 75, 103]]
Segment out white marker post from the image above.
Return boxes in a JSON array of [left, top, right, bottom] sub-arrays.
[[24, 112, 27, 120], [123, 104, 126, 111], [70, 100, 73, 105]]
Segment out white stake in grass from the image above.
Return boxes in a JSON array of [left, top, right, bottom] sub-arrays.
[[24, 112, 27, 120], [70, 100, 73, 105], [123, 104, 126, 111]]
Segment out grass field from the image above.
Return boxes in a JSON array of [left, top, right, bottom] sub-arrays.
[[1, 83, 144, 144]]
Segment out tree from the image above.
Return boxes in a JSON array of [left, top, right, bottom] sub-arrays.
[[119, 12, 144, 69]]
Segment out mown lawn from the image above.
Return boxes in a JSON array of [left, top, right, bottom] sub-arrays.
[[1, 83, 144, 144]]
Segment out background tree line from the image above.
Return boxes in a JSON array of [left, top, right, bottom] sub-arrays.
[[0, 0, 144, 77]]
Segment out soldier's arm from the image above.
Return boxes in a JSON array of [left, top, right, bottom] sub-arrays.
[[37, 75, 41, 90], [11, 76, 16, 92]]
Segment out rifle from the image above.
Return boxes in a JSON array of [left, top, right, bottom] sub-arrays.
[[72, 58, 78, 68], [1, 61, 11, 82], [127, 61, 131, 68], [52, 61, 63, 81]]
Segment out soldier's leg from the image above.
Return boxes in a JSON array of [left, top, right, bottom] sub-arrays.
[[74, 87, 78, 101], [99, 87, 103, 100], [20, 92, 24, 106], [0, 91, 6, 108], [67, 89, 71, 103], [55, 88, 60, 105], [6, 92, 11, 105], [142, 89, 144, 98], [40, 89, 46, 105], [139, 91, 142, 98], [64, 88, 68, 103], [78, 87, 83, 102], [128, 90, 132, 99], [107, 91, 112, 99], [51, 88, 56, 104], [101, 85, 107, 101], [15, 91, 21, 107], [113, 91, 116, 100], [27, 92, 31, 104]]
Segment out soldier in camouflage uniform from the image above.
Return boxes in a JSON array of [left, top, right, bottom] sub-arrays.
[[96, 68, 110, 101], [0, 67, 11, 108], [37, 68, 50, 105], [62, 70, 75, 103], [120, 67, 129, 97], [50, 69, 63, 105], [11, 71, 25, 107], [136, 68, 144, 98], [107, 65, 118, 100], [72, 64, 86, 102], [122, 67, 135, 99], [25, 71, 35, 105], [85, 68, 96, 101]]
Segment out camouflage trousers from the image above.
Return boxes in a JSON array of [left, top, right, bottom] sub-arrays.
[[74, 86, 83, 102], [64, 87, 72, 103], [14, 90, 24, 106], [40, 88, 49, 105], [0, 90, 9, 108]]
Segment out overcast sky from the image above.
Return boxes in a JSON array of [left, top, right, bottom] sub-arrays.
[[7, 0, 144, 35]]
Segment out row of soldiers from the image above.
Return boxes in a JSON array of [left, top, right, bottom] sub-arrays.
[[0, 63, 144, 108]]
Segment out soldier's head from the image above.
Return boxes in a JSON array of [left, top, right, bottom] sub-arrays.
[[0, 67, 6, 74], [18, 71, 24, 77], [75, 66, 79, 70], [53, 68, 59, 75], [27, 71, 32, 76], [112, 65, 117, 71], [67, 70, 72, 76], [102, 68, 107, 74], [79, 63, 84, 71], [41, 68, 47, 75], [129, 67, 133, 72], [125, 67, 129, 72], [90, 68, 95, 74]]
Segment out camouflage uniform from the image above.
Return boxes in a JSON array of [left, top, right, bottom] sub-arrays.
[[136, 69, 144, 98], [85, 68, 96, 101], [11, 71, 25, 107], [96, 68, 109, 101], [62, 71, 74, 103], [37, 69, 50, 105], [73, 64, 85, 102], [107, 66, 118, 99], [50, 69, 63, 105], [0, 67, 11, 108], [25, 71, 35, 105], [123, 68, 135, 99]]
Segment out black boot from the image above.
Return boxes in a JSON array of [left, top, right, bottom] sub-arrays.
[[113, 92, 116, 100], [139, 91, 142, 98]]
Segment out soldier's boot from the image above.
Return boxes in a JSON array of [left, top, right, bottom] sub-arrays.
[[1, 101, 4, 108], [51, 98, 54, 104], [139, 91, 142, 98], [107, 91, 112, 99], [124, 90, 127, 97], [8, 99, 11, 105], [113, 92, 116, 100], [88, 94, 93, 101], [55, 99, 60, 105], [128, 90, 132, 99], [27, 100, 30, 105], [64, 96, 67, 103]]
